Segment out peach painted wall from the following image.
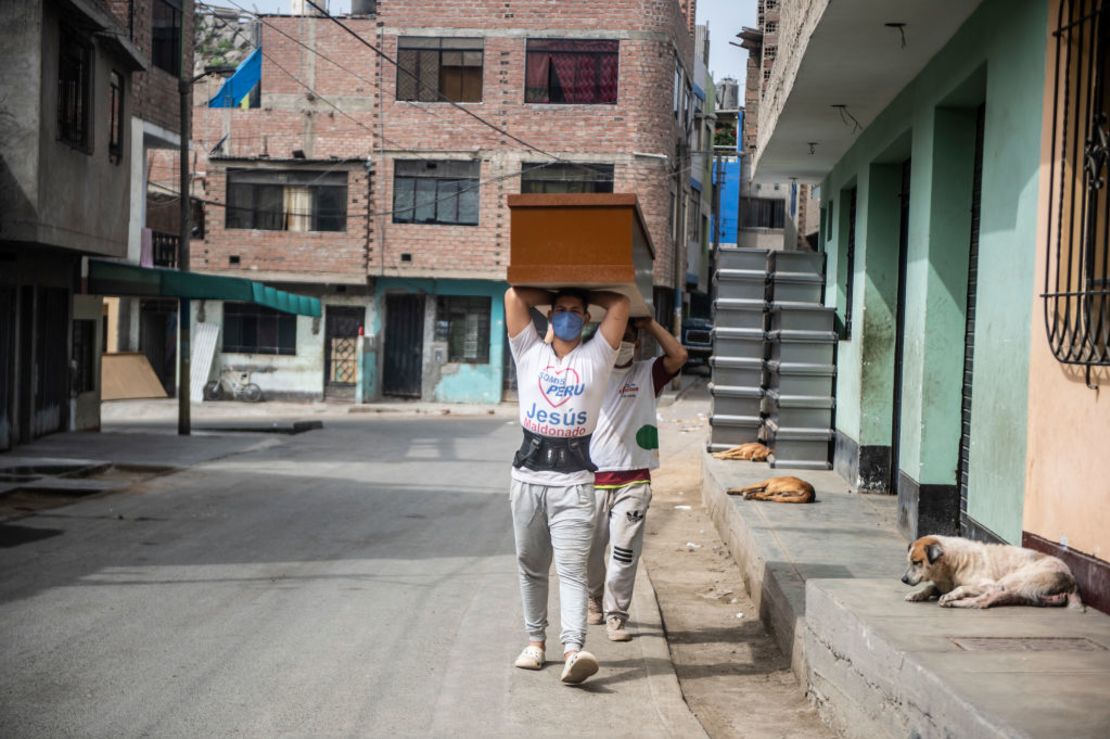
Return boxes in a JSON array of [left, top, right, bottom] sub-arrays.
[[1024, 0, 1110, 562]]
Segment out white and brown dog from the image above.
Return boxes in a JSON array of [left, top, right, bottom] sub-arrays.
[[902, 535, 1084, 610]]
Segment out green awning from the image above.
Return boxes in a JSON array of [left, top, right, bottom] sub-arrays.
[[88, 260, 322, 317]]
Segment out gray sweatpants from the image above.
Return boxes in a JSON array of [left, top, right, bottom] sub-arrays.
[[510, 479, 595, 651], [588, 482, 652, 621]]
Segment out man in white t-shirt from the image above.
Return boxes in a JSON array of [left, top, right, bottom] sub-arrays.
[[504, 286, 630, 684], [588, 317, 688, 641]]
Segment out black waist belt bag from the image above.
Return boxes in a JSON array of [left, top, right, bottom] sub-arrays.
[[513, 429, 598, 475]]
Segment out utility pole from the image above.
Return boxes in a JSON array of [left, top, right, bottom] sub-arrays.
[[178, 29, 192, 436]]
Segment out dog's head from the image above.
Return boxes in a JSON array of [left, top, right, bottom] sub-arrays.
[[902, 536, 944, 586]]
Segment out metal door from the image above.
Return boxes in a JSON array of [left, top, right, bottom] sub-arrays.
[[958, 106, 986, 536], [325, 306, 363, 398], [34, 287, 70, 438], [382, 294, 424, 398], [890, 159, 912, 495]]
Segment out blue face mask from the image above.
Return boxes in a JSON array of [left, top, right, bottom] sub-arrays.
[[551, 311, 585, 341]]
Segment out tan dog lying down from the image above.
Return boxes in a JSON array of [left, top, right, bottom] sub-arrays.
[[712, 443, 771, 461], [902, 535, 1083, 610], [727, 476, 815, 504]]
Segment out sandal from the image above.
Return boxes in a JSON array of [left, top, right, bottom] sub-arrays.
[[514, 645, 545, 670], [560, 650, 599, 684]]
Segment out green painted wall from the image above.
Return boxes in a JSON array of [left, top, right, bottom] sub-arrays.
[[819, 0, 1047, 542], [371, 277, 507, 404]]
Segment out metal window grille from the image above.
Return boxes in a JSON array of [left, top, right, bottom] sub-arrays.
[[1045, 0, 1110, 373], [520, 162, 614, 194]]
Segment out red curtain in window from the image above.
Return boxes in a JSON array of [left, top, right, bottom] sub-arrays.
[[599, 54, 618, 103]]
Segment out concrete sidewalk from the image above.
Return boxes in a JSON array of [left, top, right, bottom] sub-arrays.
[[702, 452, 1110, 739]]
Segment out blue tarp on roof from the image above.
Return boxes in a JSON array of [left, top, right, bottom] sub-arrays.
[[208, 48, 261, 108]]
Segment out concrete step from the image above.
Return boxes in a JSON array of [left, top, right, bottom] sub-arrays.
[[806, 579, 1110, 739], [702, 450, 1110, 739]]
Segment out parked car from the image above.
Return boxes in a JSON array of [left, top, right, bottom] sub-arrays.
[[681, 317, 713, 363]]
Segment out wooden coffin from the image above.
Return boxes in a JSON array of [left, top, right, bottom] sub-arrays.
[[507, 193, 655, 317]]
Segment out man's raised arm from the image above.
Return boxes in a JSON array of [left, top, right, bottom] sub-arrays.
[[504, 287, 552, 339], [590, 291, 632, 350]]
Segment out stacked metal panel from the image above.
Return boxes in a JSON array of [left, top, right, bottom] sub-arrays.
[[708, 248, 769, 451], [764, 251, 837, 469]]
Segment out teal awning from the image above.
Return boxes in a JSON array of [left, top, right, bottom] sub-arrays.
[[88, 260, 321, 317]]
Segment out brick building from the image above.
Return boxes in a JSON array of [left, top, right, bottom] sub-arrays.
[[735, 0, 817, 251], [189, 0, 698, 403], [0, 0, 183, 449], [101, 0, 197, 396]]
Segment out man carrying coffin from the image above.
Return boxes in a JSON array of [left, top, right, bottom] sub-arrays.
[[503, 286, 630, 684]]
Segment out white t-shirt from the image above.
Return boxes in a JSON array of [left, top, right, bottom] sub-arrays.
[[590, 360, 662, 473], [508, 325, 618, 486]]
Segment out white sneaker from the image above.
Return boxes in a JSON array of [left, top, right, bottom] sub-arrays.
[[606, 616, 632, 641], [587, 596, 604, 625], [514, 645, 545, 670], [560, 650, 599, 684]]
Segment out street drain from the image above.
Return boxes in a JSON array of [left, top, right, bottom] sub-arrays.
[[950, 637, 1106, 652]]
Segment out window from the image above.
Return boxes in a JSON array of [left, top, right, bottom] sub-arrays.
[[1043, 0, 1110, 367], [740, 197, 785, 229], [435, 296, 491, 363], [222, 303, 297, 355], [57, 28, 91, 150], [525, 39, 619, 104], [72, 319, 97, 394], [152, 0, 182, 77], [520, 162, 614, 194], [392, 160, 479, 225], [109, 71, 123, 164], [396, 37, 483, 103], [225, 169, 348, 231]]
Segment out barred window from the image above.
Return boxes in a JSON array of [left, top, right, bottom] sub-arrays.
[[58, 28, 91, 150], [109, 71, 124, 164], [435, 296, 491, 363], [152, 0, 182, 77], [396, 37, 483, 103], [393, 160, 480, 226], [520, 162, 614, 194], [1045, 0, 1110, 369], [223, 303, 297, 355], [740, 197, 785, 229]]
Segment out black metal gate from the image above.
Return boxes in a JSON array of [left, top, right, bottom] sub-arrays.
[[325, 305, 363, 398], [382, 294, 424, 398], [959, 106, 986, 536], [0, 286, 15, 450], [891, 159, 912, 496]]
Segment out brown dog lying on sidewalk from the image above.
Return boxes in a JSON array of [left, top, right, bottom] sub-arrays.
[[712, 442, 772, 461], [726, 476, 815, 504], [902, 535, 1084, 610]]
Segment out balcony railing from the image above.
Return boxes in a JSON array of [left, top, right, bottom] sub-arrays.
[[152, 230, 179, 268]]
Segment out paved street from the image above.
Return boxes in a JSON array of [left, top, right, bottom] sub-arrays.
[[0, 416, 702, 737]]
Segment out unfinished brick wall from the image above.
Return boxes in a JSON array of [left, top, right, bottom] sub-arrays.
[[192, 1, 694, 288], [106, 0, 195, 136]]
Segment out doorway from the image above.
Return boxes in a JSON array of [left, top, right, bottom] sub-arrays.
[[139, 299, 178, 396], [382, 294, 424, 398], [890, 159, 912, 496], [324, 306, 363, 400]]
